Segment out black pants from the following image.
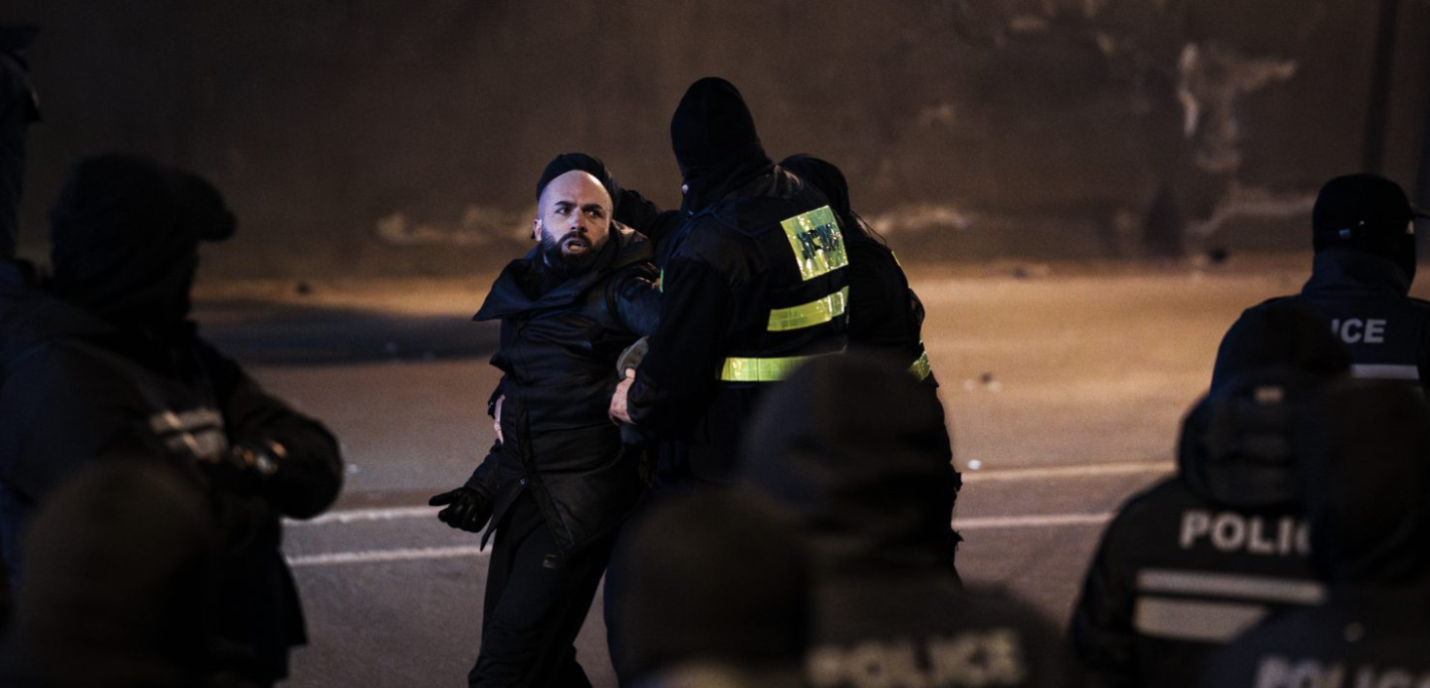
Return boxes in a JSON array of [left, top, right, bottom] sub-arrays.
[[469, 491, 612, 688]]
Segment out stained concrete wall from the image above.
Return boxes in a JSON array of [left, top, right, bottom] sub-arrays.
[[4, 0, 1428, 276]]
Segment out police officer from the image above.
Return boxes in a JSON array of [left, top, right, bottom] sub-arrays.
[[1215, 174, 1430, 393], [0, 155, 344, 686], [1198, 379, 1430, 687], [744, 355, 1073, 688], [1070, 301, 1351, 688], [606, 492, 809, 688], [429, 153, 659, 687], [608, 77, 849, 489]]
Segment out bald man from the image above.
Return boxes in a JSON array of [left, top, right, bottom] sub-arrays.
[[429, 154, 660, 687]]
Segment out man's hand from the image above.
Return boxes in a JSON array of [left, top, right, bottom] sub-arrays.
[[493, 395, 504, 444], [428, 487, 494, 533], [609, 369, 636, 425]]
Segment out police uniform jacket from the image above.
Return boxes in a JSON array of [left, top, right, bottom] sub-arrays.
[[0, 266, 343, 682], [626, 167, 849, 484], [1226, 249, 1430, 393], [1197, 379, 1430, 687], [1069, 366, 1340, 688], [469, 226, 659, 558]]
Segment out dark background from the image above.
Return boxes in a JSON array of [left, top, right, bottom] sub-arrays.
[[4, 0, 1429, 277]]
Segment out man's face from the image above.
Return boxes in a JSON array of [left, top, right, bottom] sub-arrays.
[[534, 171, 612, 270]]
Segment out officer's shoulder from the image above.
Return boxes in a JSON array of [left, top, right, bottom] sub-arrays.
[[1102, 477, 1194, 538], [1406, 295, 1430, 310]]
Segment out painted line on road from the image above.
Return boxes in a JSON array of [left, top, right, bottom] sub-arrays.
[[960, 461, 1172, 483], [954, 512, 1112, 530], [287, 462, 1168, 528], [288, 545, 490, 567], [283, 511, 1115, 567]]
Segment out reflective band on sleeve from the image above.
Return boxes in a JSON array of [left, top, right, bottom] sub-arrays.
[[780, 206, 848, 281], [1133, 597, 1268, 642], [720, 352, 838, 382], [658, 269, 664, 293], [1351, 363, 1419, 381], [909, 351, 932, 381], [767, 287, 849, 332]]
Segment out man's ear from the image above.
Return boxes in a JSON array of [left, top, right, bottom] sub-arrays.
[[532, 218, 541, 242]]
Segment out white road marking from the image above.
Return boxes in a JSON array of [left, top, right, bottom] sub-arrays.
[[959, 461, 1172, 483], [287, 461, 1169, 529], [288, 545, 489, 567], [284, 511, 1116, 567]]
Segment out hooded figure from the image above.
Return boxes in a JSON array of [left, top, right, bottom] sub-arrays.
[[429, 153, 661, 688], [1225, 173, 1430, 395], [610, 77, 849, 489], [1, 457, 220, 688], [1199, 379, 1430, 686], [0, 155, 342, 686], [606, 491, 809, 687], [742, 355, 1072, 688], [1070, 300, 1351, 688]]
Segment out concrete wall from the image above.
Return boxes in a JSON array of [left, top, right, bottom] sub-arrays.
[[4, 0, 1429, 276]]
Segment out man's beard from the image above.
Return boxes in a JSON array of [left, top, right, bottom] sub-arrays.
[[539, 231, 604, 278]]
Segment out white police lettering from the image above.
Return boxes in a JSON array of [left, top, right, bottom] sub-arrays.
[[1254, 656, 1430, 688], [1178, 510, 1309, 556], [807, 630, 1028, 688], [1331, 318, 1388, 344]]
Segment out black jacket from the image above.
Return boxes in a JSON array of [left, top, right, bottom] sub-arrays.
[[1225, 249, 1430, 394], [1072, 301, 1352, 688], [470, 226, 659, 557], [1198, 379, 1430, 687], [742, 355, 1069, 688], [626, 168, 849, 485], [0, 261, 342, 682]]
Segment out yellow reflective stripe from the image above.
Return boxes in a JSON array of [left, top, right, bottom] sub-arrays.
[[720, 353, 833, 382], [658, 269, 664, 293], [781, 206, 849, 281], [767, 287, 849, 332], [909, 350, 932, 381]]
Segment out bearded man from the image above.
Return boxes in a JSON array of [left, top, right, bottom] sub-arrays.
[[428, 153, 659, 687]]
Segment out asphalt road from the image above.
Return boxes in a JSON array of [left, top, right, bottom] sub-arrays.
[[196, 260, 1329, 687]]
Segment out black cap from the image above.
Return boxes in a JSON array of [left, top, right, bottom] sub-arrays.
[[1312, 174, 1428, 244], [534, 153, 621, 209]]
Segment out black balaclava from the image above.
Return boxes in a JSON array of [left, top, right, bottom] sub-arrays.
[[1210, 299, 1352, 394], [669, 77, 774, 214], [609, 492, 807, 681], [1184, 300, 1351, 507], [740, 354, 956, 574], [534, 152, 622, 214], [48, 155, 234, 339], [778, 154, 872, 243], [1296, 379, 1430, 587], [1311, 173, 1425, 284]]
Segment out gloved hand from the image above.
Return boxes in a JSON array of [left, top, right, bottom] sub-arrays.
[[199, 440, 284, 495], [428, 487, 494, 533]]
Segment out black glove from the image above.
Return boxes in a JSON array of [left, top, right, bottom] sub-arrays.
[[428, 487, 494, 533], [199, 440, 283, 495]]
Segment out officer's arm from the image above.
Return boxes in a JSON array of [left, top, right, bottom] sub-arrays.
[[1067, 514, 1139, 688], [614, 188, 682, 259], [201, 341, 343, 520], [626, 257, 732, 435], [612, 263, 662, 337]]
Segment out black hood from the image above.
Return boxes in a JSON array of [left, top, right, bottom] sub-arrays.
[[473, 225, 650, 322], [669, 78, 774, 214], [608, 492, 807, 681], [1211, 299, 1352, 393], [1179, 368, 1326, 509], [740, 354, 955, 572], [1297, 379, 1430, 587], [1188, 300, 1350, 507], [47, 155, 235, 339]]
